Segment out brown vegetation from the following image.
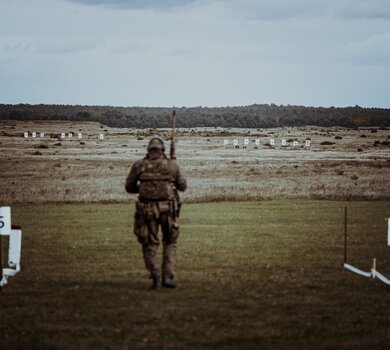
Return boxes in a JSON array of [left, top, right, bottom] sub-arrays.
[[0, 121, 389, 204]]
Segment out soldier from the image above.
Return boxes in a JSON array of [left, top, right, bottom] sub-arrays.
[[125, 137, 187, 290]]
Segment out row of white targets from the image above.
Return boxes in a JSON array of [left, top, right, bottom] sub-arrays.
[[23, 132, 105, 140], [224, 139, 311, 148]]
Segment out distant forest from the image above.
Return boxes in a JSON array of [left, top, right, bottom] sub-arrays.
[[0, 104, 389, 128]]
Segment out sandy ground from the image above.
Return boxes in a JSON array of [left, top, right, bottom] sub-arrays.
[[0, 120, 389, 203]]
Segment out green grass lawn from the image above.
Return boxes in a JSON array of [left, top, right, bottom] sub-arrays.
[[1, 201, 390, 349]]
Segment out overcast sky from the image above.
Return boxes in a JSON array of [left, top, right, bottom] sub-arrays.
[[1, 0, 389, 107]]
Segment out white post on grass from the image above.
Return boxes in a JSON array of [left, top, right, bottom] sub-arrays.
[[78, 133, 83, 139], [24, 132, 28, 139], [305, 140, 311, 148], [40, 133, 45, 138], [224, 139, 229, 146], [255, 139, 260, 146], [61, 133, 65, 139], [233, 139, 238, 146], [281, 139, 287, 147], [388, 218, 390, 246], [99, 133, 104, 140], [293, 140, 298, 147], [270, 139, 275, 147], [32, 132, 36, 139], [244, 139, 249, 146], [68, 132, 73, 140]]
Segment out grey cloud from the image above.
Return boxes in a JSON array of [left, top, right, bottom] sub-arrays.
[[65, 0, 390, 19], [37, 40, 101, 55], [66, 0, 199, 10], [341, 32, 390, 65], [205, 0, 390, 21]]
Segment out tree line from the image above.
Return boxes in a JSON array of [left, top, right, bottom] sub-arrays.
[[0, 103, 389, 128]]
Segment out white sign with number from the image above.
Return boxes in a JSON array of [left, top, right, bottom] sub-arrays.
[[293, 140, 298, 147], [270, 139, 275, 146], [99, 133, 104, 140], [32, 132, 36, 138], [255, 139, 260, 146], [61, 133, 65, 139], [281, 139, 287, 146], [0, 206, 11, 236], [78, 133, 83, 139], [244, 139, 249, 146], [305, 140, 311, 147], [40, 133, 45, 138], [224, 139, 228, 145], [233, 139, 238, 146], [68, 133, 73, 139], [24, 132, 28, 139]]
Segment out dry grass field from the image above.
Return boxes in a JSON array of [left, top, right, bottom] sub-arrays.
[[0, 120, 389, 204]]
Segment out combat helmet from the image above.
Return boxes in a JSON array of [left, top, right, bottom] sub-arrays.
[[147, 136, 165, 152]]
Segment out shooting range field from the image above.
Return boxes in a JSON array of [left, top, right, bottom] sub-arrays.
[[0, 120, 390, 349], [0, 120, 390, 203], [1, 201, 390, 349]]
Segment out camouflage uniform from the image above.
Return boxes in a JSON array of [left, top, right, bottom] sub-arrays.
[[125, 137, 187, 289]]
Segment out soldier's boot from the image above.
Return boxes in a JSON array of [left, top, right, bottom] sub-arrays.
[[162, 242, 177, 288], [162, 276, 176, 289], [149, 276, 161, 291]]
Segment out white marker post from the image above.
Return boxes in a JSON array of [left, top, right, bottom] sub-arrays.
[[233, 139, 238, 148], [305, 140, 311, 148], [388, 218, 390, 246], [244, 139, 249, 148], [32, 132, 36, 139], [24, 132, 28, 140], [78, 133, 83, 139], [224, 139, 229, 146], [293, 140, 298, 147], [281, 139, 287, 147], [40, 133, 45, 138], [0, 206, 11, 288], [270, 139, 275, 147], [255, 139, 260, 146], [68, 133, 73, 140], [99, 133, 104, 140], [61, 133, 65, 139]]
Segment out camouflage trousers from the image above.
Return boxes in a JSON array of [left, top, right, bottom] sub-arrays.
[[135, 211, 180, 281]]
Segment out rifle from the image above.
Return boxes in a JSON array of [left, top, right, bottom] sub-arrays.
[[169, 110, 181, 217], [170, 110, 176, 160]]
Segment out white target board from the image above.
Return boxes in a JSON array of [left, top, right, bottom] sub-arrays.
[[255, 139, 260, 146], [281, 139, 287, 146], [270, 139, 275, 146], [224, 139, 229, 145], [293, 140, 298, 147], [32, 132, 36, 138], [78, 133, 83, 139], [99, 133, 104, 140], [305, 140, 311, 148], [40, 133, 45, 138], [0, 206, 11, 236], [24, 132, 28, 139], [233, 139, 238, 146], [244, 139, 249, 146], [68, 133, 73, 139], [61, 133, 65, 139]]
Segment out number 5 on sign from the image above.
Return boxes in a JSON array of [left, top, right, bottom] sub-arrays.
[[0, 207, 11, 236]]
